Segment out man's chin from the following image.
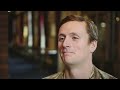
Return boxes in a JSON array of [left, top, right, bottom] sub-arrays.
[[63, 58, 74, 64]]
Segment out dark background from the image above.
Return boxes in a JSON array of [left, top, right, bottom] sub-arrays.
[[0, 11, 120, 79]]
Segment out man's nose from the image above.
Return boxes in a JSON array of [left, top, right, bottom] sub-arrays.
[[63, 38, 71, 47]]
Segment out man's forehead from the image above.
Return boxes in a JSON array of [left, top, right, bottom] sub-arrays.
[[60, 21, 86, 27], [59, 23, 87, 35], [58, 32, 81, 37], [59, 21, 87, 31]]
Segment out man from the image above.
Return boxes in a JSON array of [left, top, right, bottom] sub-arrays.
[[43, 15, 117, 79]]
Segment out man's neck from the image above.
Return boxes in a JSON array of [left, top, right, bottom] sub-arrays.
[[64, 60, 94, 79]]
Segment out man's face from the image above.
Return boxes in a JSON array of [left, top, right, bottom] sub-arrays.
[[58, 21, 97, 66]]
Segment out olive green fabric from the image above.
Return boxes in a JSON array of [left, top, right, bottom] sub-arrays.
[[43, 65, 117, 79]]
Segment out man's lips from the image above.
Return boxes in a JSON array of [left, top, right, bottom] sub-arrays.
[[62, 52, 74, 56], [63, 52, 73, 53]]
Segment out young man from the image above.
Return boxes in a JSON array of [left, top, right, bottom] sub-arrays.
[[43, 15, 117, 79]]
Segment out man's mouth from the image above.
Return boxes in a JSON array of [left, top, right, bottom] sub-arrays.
[[63, 52, 74, 56]]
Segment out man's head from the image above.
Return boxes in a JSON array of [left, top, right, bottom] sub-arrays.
[[58, 15, 98, 66], [59, 15, 98, 43]]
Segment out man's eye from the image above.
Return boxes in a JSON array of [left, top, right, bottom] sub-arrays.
[[58, 37, 64, 42], [72, 37, 78, 40]]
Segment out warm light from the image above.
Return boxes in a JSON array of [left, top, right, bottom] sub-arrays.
[[51, 23, 56, 37], [101, 22, 106, 28], [40, 15, 46, 49], [23, 26, 28, 38], [28, 11, 33, 47], [116, 17, 120, 22], [48, 50, 57, 54], [41, 49, 45, 54], [28, 36, 33, 47]]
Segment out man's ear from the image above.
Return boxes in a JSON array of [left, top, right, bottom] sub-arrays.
[[90, 40, 97, 53]]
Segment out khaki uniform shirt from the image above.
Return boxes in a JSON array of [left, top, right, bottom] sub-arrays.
[[43, 65, 117, 79]]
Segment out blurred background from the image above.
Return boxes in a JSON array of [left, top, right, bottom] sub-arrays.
[[0, 11, 120, 79]]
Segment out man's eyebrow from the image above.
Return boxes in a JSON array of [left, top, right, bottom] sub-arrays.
[[58, 34, 66, 37], [69, 32, 80, 37]]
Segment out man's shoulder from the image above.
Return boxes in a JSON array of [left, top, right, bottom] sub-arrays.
[[95, 66, 117, 79], [99, 69, 117, 79], [42, 72, 63, 79]]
